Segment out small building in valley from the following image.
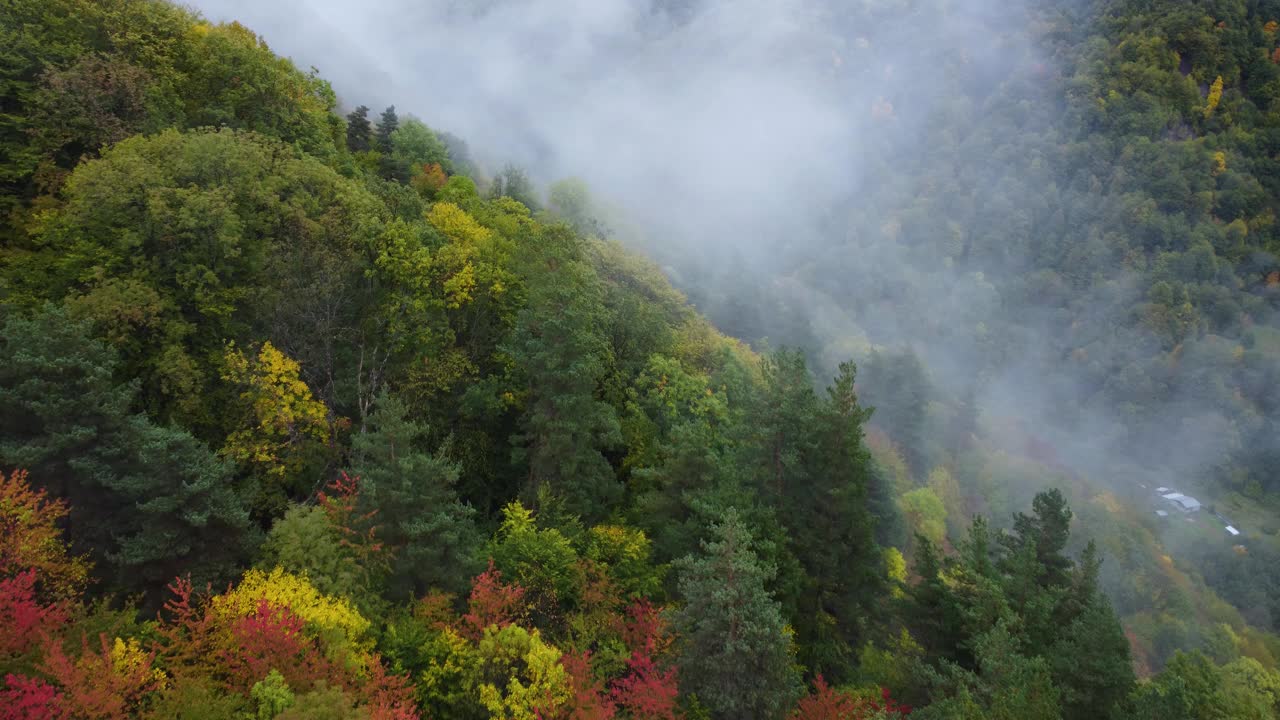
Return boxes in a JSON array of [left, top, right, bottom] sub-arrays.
[[1161, 492, 1202, 513]]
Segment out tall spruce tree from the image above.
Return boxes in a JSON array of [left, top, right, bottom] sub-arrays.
[[737, 352, 884, 679], [673, 508, 802, 720], [345, 105, 372, 153], [789, 360, 883, 679], [375, 105, 399, 154], [506, 224, 621, 522], [349, 393, 481, 599], [0, 306, 256, 602]]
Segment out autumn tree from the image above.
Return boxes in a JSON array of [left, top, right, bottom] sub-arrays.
[[221, 341, 332, 519], [0, 469, 89, 601], [0, 469, 87, 661]]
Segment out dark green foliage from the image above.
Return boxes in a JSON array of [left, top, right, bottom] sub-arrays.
[[1000, 488, 1073, 591], [0, 305, 256, 601], [376, 105, 399, 154], [674, 509, 803, 720], [752, 354, 884, 679], [904, 491, 1134, 719], [346, 105, 372, 153], [350, 393, 481, 600], [507, 224, 622, 522]]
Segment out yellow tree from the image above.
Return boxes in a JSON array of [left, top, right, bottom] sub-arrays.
[[221, 342, 331, 514], [1204, 75, 1224, 118], [474, 624, 570, 720], [213, 566, 373, 661]]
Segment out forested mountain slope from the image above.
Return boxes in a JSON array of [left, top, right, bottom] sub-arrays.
[[2, 0, 1280, 719]]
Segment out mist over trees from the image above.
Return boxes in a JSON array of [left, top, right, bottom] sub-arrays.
[[5, 0, 1280, 717]]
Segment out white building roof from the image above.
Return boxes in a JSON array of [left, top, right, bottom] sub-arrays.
[[1161, 492, 1202, 511], [1226, 526, 1240, 536]]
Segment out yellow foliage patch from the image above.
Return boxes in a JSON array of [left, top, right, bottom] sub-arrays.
[[221, 342, 330, 479], [1204, 75, 1224, 118], [112, 637, 167, 689], [475, 625, 570, 720], [214, 567, 372, 648]]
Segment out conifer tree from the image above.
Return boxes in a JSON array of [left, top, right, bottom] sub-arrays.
[[376, 105, 399, 154], [0, 306, 256, 601], [350, 393, 481, 599], [506, 224, 621, 521], [345, 105, 372, 153], [789, 360, 883, 679], [673, 508, 802, 720]]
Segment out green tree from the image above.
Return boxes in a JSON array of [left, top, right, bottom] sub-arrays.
[[489, 165, 540, 210], [391, 117, 452, 175], [506, 224, 621, 521], [485, 501, 581, 624], [547, 178, 603, 235], [350, 393, 481, 600], [375, 105, 405, 181], [786, 360, 883, 680], [375, 105, 399, 153], [15, 128, 384, 429], [0, 305, 256, 601], [673, 508, 802, 720], [258, 504, 362, 600], [1129, 652, 1226, 720], [345, 105, 372, 153]]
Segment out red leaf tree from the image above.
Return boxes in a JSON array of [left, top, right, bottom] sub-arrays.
[[791, 677, 911, 720], [0, 674, 63, 720], [460, 560, 527, 640]]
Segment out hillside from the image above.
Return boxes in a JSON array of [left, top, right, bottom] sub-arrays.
[[3, 1, 1280, 719]]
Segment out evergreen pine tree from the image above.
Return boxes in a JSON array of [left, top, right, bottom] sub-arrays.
[[350, 393, 481, 599], [375, 105, 399, 154], [506, 224, 621, 522], [0, 306, 256, 602], [345, 105, 372, 153], [673, 508, 802, 720], [789, 360, 883, 680]]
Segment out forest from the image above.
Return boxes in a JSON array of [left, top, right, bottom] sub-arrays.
[[4, 0, 1280, 718]]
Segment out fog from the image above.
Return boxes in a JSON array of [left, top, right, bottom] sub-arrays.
[[181, 0, 1242, 516]]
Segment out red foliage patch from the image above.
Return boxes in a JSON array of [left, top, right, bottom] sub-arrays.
[[1, 674, 63, 720], [0, 570, 67, 655], [791, 677, 911, 720], [41, 633, 160, 720], [460, 560, 527, 640], [555, 651, 616, 720], [610, 651, 680, 720]]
